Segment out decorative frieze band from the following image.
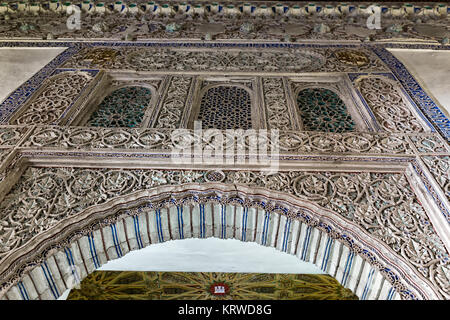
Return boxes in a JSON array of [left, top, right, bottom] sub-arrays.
[[12, 126, 449, 156], [1, 1, 450, 44], [2, 1, 448, 18], [62, 46, 388, 73], [0, 35, 448, 302]]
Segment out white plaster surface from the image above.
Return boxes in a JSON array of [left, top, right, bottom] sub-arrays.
[[58, 238, 324, 300], [99, 238, 324, 273], [0, 47, 67, 104], [389, 48, 450, 118]]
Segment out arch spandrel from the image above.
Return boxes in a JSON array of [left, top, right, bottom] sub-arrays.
[[0, 181, 442, 300], [8, 71, 96, 126], [354, 75, 432, 133]]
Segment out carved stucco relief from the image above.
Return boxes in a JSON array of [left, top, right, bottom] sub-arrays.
[[152, 76, 193, 129], [63, 47, 328, 73], [0, 149, 13, 166], [22, 126, 449, 156], [355, 75, 430, 133], [8, 71, 95, 126], [0, 166, 448, 299], [0, 185, 408, 300], [262, 78, 294, 130], [407, 133, 450, 154], [61, 47, 388, 74], [289, 78, 375, 132], [1, 1, 448, 44], [421, 156, 450, 202], [0, 127, 30, 147], [186, 77, 266, 130], [0, 185, 403, 300], [0, 35, 448, 302]]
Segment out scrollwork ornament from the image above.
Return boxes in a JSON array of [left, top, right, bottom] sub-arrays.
[[356, 77, 425, 133], [10, 72, 94, 126], [155, 76, 192, 129]]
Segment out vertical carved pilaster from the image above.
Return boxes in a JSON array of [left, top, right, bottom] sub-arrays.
[[181, 76, 201, 129], [262, 77, 294, 130], [152, 75, 193, 129], [283, 77, 303, 131]]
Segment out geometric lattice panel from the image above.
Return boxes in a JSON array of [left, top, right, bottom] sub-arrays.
[[67, 271, 358, 300], [297, 88, 355, 132], [197, 86, 252, 130], [86, 86, 152, 128]]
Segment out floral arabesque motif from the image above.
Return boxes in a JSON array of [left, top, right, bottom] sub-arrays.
[[263, 78, 293, 130], [356, 77, 426, 133], [0, 167, 448, 299], [10, 71, 94, 125], [421, 156, 450, 201], [154, 76, 192, 129]]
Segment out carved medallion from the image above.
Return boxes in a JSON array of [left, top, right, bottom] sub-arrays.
[[205, 170, 226, 183], [334, 49, 369, 67], [82, 47, 118, 66], [209, 282, 230, 297]]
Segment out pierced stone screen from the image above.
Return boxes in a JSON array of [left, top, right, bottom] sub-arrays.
[[197, 86, 252, 130]]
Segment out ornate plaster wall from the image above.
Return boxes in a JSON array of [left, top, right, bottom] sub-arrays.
[[0, 41, 449, 299], [0, 2, 449, 300]]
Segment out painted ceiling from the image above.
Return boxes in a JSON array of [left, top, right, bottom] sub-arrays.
[[66, 271, 359, 300]]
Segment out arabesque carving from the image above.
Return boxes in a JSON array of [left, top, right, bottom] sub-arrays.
[[154, 76, 193, 129], [20, 126, 429, 155], [356, 76, 427, 133], [9, 71, 94, 126], [0, 166, 448, 299], [0, 3, 449, 300]]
